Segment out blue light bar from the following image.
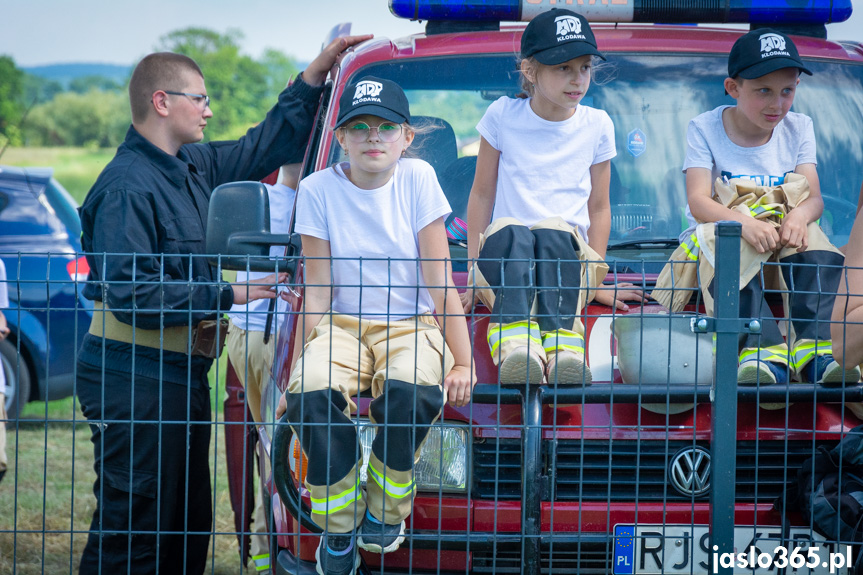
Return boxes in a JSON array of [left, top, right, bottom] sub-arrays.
[[390, 0, 520, 21], [389, 0, 852, 25]]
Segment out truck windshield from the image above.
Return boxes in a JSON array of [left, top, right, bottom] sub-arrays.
[[335, 53, 863, 252]]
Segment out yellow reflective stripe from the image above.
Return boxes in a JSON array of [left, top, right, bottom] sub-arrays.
[[491, 333, 544, 356], [750, 206, 784, 219], [488, 322, 542, 356], [681, 233, 700, 261], [790, 341, 832, 371], [548, 344, 584, 354], [542, 331, 585, 354], [739, 346, 789, 365], [367, 462, 415, 499], [252, 554, 270, 571], [309, 477, 362, 515]]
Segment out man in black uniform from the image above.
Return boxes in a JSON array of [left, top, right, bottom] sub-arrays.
[[76, 35, 370, 575]]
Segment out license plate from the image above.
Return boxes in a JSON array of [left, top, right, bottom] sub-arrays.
[[613, 525, 850, 574]]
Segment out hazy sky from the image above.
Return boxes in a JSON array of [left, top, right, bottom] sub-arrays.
[[2, 0, 861, 67]]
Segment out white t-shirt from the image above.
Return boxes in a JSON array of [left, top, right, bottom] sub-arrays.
[[295, 158, 451, 320], [476, 96, 616, 238], [227, 183, 295, 333], [680, 105, 817, 243]]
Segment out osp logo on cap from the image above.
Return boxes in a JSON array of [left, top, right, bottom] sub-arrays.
[[555, 15, 585, 41], [353, 80, 383, 104], [759, 33, 789, 57]]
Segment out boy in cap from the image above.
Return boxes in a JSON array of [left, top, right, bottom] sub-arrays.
[[681, 28, 859, 386]]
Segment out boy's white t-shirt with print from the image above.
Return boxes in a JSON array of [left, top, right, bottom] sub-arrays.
[[476, 96, 616, 239], [228, 182, 295, 333], [295, 158, 451, 320], [680, 105, 817, 243]]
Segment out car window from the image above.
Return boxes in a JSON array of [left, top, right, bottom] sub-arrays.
[[0, 178, 69, 239], [43, 179, 82, 239], [332, 53, 863, 253]]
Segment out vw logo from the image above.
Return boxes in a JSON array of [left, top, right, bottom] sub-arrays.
[[669, 446, 711, 497]]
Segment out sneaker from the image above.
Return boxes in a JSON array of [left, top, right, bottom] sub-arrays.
[[358, 510, 406, 554], [546, 350, 592, 386], [498, 346, 544, 385], [737, 360, 787, 385], [807, 354, 862, 387], [315, 533, 360, 575]]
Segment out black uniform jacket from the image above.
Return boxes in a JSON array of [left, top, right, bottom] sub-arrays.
[[78, 75, 323, 384]]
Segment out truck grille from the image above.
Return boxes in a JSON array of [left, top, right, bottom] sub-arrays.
[[472, 439, 830, 502], [472, 438, 522, 499]]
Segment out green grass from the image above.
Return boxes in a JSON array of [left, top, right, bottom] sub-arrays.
[[3, 365, 252, 575], [1, 147, 115, 204]]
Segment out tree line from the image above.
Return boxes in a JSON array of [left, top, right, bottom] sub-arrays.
[[0, 28, 299, 149]]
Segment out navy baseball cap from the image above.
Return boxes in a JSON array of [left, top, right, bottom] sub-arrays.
[[521, 9, 605, 65], [336, 76, 411, 128], [728, 28, 812, 79]]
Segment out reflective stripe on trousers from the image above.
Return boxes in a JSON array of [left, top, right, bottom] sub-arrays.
[[309, 476, 363, 516], [789, 340, 833, 372], [368, 460, 415, 499], [739, 344, 789, 367], [542, 329, 585, 355], [487, 321, 542, 357], [252, 553, 270, 572], [739, 340, 833, 372]]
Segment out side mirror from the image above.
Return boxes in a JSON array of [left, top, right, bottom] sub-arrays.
[[206, 181, 301, 273]]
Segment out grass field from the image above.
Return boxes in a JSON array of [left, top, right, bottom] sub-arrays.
[[2, 147, 115, 204], [1, 148, 259, 572], [0, 356, 257, 574]]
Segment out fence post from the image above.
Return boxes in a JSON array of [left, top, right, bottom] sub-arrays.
[[522, 386, 542, 575], [710, 221, 742, 574]]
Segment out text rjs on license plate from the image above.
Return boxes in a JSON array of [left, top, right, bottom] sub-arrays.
[[613, 524, 850, 575]]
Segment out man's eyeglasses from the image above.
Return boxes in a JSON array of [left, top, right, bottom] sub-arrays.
[[342, 121, 403, 143], [163, 91, 210, 109]]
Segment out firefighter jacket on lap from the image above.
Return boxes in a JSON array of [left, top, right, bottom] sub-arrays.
[[652, 173, 844, 375]]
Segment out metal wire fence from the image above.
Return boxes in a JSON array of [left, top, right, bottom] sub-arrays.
[[2, 224, 863, 575]]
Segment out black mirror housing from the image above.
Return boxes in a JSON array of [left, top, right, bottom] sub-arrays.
[[206, 181, 300, 273]]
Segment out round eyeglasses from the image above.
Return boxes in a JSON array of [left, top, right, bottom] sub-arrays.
[[342, 121, 403, 143]]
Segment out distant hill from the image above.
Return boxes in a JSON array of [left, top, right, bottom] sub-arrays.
[[22, 63, 132, 88]]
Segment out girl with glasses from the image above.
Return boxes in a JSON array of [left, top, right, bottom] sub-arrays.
[[276, 76, 475, 575]]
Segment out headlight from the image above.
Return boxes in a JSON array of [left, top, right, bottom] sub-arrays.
[[357, 420, 469, 493], [287, 419, 469, 493]]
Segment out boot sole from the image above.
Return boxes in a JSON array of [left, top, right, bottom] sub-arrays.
[[737, 363, 777, 386], [547, 354, 592, 386], [820, 365, 862, 387], [498, 347, 544, 385]]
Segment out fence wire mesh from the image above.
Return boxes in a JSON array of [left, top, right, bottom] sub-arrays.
[[1, 238, 862, 575]]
